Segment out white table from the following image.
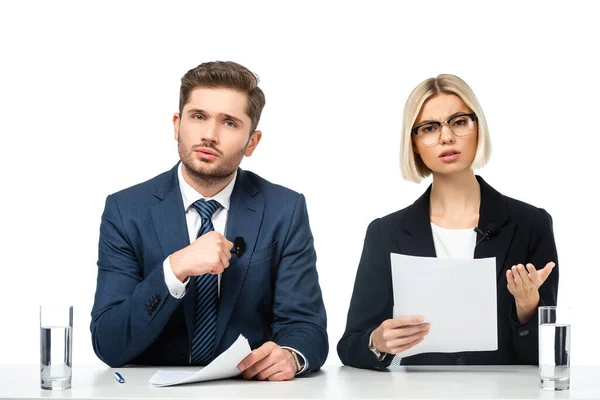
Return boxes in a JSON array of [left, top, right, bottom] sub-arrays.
[[1, 364, 599, 399]]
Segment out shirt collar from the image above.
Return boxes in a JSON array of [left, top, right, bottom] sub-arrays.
[[177, 163, 236, 212]]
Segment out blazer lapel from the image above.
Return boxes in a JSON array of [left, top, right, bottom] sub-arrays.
[[214, 169, 264, 351], [473, 176, 515, 279], [149, 164, 197, 343], [150, 164, 190, 263], [400, 176, 515, 281], [400, 186, 437, 257]]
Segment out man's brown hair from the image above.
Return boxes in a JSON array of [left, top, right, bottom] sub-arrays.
[[179, 61, 266, 133]]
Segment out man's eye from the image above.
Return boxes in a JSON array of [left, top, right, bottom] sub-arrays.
[[225, 120, 237, 127], [192, 114, 205, 120]]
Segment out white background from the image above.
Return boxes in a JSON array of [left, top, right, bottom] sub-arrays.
[[1, 1, 598, 366]]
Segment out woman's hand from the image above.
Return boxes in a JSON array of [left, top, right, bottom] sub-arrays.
[[506, 261, 555, 323], [372, 316, 430, 355]]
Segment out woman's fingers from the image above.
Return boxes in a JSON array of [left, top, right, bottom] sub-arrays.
[[511, 265, 526, 287], [388, 336, 426, 355], [383, 323, 429, 340], [506, 269, 516, 293], [386, 316, 425, 329], [537, 262, 556, 283], [386, 329, 429, 349]]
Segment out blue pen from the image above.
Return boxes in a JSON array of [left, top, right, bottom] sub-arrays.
[[114, 372, 125, 383]]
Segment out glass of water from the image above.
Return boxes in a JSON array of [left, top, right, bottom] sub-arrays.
[[40, 306, 73, 390], [538, 306, 570, 391]]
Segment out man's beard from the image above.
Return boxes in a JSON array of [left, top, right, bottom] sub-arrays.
[[178, 140, 246, 187]]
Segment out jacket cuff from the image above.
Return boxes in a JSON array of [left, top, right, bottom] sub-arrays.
[[509, 301, 538, 339]]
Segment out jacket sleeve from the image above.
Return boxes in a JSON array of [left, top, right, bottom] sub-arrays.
[[90, 195, 182, 367], [509, 208, 559, 364], [337, 219, 395, 370], [270, 194, 329, 375]]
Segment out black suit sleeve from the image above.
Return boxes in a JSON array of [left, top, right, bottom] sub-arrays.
[[509, 208, 559, 364], [337, 219, 395, 370]]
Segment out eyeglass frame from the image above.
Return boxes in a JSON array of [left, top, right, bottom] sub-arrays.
[[411, 113, 478, 146]]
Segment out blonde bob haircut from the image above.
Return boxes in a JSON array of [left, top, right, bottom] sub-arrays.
[[400, 74, 491, 183]]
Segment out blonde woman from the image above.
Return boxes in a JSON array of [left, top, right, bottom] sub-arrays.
[[337, 75, 558, 369]]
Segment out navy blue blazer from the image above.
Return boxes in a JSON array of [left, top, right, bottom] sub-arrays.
[[337, 176, 559, 370], [91, 164, 328, 372]]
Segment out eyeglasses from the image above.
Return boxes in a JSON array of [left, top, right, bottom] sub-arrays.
[[411, 113, 478, 147]]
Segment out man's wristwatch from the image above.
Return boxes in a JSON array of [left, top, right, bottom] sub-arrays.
[[289, 350, 306, 374]]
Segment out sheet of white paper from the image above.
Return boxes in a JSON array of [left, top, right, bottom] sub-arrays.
[[149, 334, 252, 387], [390, 253, 498, 358]]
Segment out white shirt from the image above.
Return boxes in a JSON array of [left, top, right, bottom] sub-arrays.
[[430, 223, 477, 259], [162, 164, 236, 298]]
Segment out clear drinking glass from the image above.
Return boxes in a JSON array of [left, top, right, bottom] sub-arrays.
[[538, 306, 570, 391], [40, 306, 73, 390]]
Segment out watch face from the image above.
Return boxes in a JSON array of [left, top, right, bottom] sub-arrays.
[[290, 351, 305, 373], [292, 351, 302, 370]]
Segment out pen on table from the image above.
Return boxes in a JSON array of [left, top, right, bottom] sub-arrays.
[[114, 372, 125, 383]]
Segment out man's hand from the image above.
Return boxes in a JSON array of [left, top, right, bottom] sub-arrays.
[[372, 315, 430, 355], [169, 231, 233, 282], [237, 342, 297, 381]]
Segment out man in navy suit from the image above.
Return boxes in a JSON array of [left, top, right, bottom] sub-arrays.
[[90, 61, 328, 380]]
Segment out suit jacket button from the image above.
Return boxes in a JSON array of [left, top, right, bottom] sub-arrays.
[[456, 357, 466, 365], [518, 329, 530, 336]]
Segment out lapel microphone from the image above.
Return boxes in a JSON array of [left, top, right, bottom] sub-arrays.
[[230, 236, 245, 256], [474, 223, 498, 246]]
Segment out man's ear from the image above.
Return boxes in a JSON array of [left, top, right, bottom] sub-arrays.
[[173, 112, 180, 140], [244, 131, 262, 156]]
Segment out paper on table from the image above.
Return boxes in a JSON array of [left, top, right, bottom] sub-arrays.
[[390, 253, 498, 358], [149, 334, 252, 387]]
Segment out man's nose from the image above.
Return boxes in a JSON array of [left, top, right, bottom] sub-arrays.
[[200, 120, 218, 143]]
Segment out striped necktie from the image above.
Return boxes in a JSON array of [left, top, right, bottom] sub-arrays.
[[190, 199, 221, 365]]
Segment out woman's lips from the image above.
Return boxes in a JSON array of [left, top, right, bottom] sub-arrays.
[[438, 150, 461, 163]]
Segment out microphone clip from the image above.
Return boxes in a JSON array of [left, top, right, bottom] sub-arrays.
[[474, 226, 492, 246], [230, 236, 245, 256]]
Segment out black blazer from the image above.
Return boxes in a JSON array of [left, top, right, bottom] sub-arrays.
[[337, 176, 559, 370]]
